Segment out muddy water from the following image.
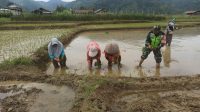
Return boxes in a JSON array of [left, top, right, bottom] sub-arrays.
[[47, 27, 200, 77], [0, 82, 75, 112]]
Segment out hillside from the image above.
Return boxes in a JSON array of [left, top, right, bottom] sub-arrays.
[[0, 0, 69, 11], [1, 0, 200, 14], [66, 0, 200, 14]]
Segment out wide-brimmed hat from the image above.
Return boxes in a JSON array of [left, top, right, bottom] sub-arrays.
[[89, 46, 98, 57], [104, 43, 119, 54]]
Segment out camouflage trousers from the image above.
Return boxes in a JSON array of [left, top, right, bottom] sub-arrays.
[[141, 46, 162, 63], [166, 34, 173, 46]]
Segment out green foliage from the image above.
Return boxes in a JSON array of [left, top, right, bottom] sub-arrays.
[[55, 5, 66, 13], [0, 57, 33, 70], [81, 76, 107, 98], [0, 17, 11, 22], [68, 0, 200, 14], [11, 13, 165, 21], [54, 9, 72, 16], [0, 13, 12, 18]]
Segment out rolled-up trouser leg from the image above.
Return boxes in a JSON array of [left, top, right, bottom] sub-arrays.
[[141, 47, 152, 60], [105, 55, 112, 66], [166, 34, 173, 46], [60, 55, 67, 68], [153, 49, 162, 63]]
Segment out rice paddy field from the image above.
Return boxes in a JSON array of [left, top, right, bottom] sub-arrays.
[[0, 29, 71, 62], [0, 20, 200, 112]]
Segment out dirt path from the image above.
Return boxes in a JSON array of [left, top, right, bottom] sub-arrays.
[[79, 75, 200, 112]]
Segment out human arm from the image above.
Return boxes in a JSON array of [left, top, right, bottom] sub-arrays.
[[145, 32, 153, 49]]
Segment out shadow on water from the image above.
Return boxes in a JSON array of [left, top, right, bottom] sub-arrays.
[[47, 27, 200, 77]]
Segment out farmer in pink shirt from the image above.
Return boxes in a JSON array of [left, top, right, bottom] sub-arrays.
[[87, 41, 101, 70]]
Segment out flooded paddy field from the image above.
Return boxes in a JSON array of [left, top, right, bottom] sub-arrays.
[[0, 29, 70, 62], [0, 81, 75, 112], [0, 23, 200, 111], [47, 27, 200, 77]]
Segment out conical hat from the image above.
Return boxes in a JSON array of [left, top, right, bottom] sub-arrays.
[[105, 43, 119, 54]]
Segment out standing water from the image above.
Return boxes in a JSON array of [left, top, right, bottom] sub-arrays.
[[0, 82, 75, 112], [47, 27, 200, 77]]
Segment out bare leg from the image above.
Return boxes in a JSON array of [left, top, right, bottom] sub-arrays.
[[156, 63, 160, 68], [139, 59, 144, 67], [53, 60, 59, 68]]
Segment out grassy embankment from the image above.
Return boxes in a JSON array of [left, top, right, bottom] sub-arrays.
[[12, 13, 164, 21]]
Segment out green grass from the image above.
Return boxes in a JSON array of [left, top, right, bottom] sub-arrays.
[[12, 13, 165, 21], [0, 29, 71, 62], [0, 57, 33, 70], [0, 22, 76, 27], [81, 76, 108, 98], [0, 17, 11, 22], [169, 15, 200, 22]]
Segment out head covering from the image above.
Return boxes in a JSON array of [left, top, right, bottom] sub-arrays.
[[48, 37, 64, 59], [153, 25, 161, 31], [51, 38, 59, 45], [88, 46, 98, 57], [104, 43, 119, 54], [168, 22, 175, 27]]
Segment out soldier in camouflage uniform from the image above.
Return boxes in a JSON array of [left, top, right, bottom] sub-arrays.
[[139, 25, 166, 68]]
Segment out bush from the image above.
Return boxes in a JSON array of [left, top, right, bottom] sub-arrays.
[[11, 13, 165, 21], [0, 13, 12, 18]]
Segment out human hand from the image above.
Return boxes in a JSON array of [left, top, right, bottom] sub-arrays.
[[54, 58, 60, 62], [148, 45, 153, 50]]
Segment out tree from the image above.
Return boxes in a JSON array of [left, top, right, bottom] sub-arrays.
[[55, 5, 66, 12]]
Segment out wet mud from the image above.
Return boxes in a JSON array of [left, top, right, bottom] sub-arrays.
[[47, 27, 200, 77], [0, 81, 75, 112], [82, 75, 200, 112]]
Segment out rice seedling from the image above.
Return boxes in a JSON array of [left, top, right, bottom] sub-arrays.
[[0, 29, 71, 63]]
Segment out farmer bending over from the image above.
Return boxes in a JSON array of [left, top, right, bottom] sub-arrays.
[[87, 41, 101, 70], [48, 37, 67, 68], [104, 43, 121, 68]]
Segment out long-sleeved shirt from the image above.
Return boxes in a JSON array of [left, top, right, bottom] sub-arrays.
[[86, 41, 101, 62], [48, 38, 65, 60], [145, 31, 166, 49]]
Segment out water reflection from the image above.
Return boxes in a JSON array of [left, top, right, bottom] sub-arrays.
[[136, 67, 160, 78], [137, 67, 147, 78], [155, 67, 161, 78], [89, 68, 101, 76], [46, 28, 200, 77], [163, 46, 171, 67], [107, 66, 122, 77]]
